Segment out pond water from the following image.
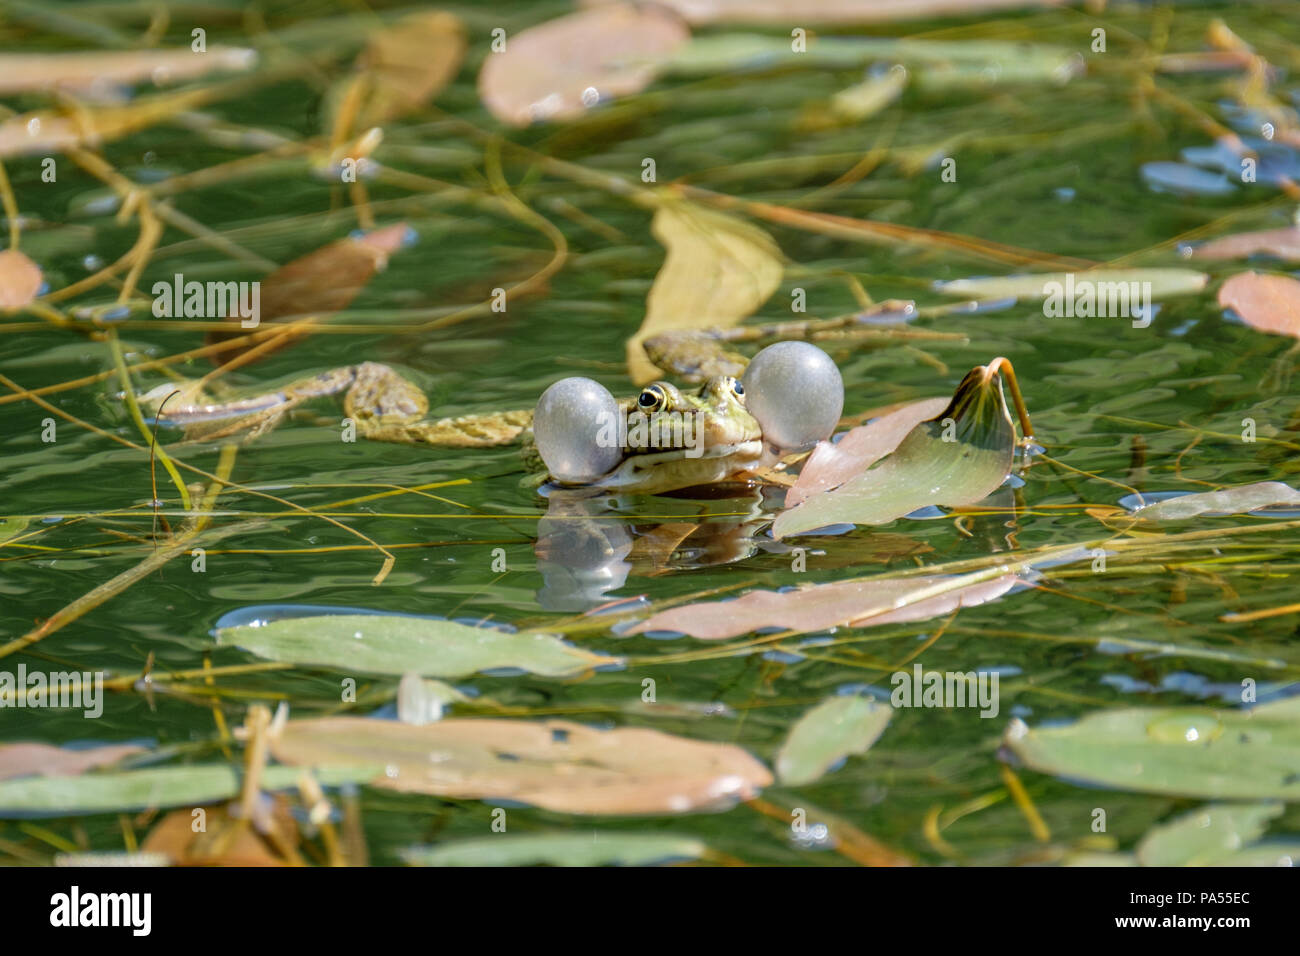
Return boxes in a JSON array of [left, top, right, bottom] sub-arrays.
[[1, 0, 1298, 865]]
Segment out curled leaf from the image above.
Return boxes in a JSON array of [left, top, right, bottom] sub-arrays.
[[773, 362, 1016, 538], [270, 717, 773, 815], [787, 397, 948, 506]]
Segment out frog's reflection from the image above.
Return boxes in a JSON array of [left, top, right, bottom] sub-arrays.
[[533, 484, 773, 611]]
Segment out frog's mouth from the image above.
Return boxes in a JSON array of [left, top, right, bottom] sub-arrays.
[[593, 438, 764, 490]]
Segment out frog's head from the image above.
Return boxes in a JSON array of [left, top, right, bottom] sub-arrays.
[[597, 376, 764, 493], [530, 342, 844, 496]]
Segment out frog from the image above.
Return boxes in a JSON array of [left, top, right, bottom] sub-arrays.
[[136, 302, 914, 494]]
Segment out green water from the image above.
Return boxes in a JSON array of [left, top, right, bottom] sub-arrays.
[[2, 0, 1299, 864]]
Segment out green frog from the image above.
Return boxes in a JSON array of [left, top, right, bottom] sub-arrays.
[[136, 308, 908, 494]]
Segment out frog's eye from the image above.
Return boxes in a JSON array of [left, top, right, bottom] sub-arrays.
[[638, 386, 665, 411], [729, 379, 745, 398]]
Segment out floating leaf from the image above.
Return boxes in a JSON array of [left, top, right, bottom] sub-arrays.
[[269, 717, 773, 815], [0, 249, 43, 309], [787, 398, 948, 506], [478, 3, 689, 127], [0, 46, 256, 94], [629, 198, 783, 384], [205, 222, 412, 363], [1132, 481, 1300, 520], [1217, 271, 1300, 338], [1003, 696, 1300, 800], [1190, 226, 1300, 262], [1136, 803, 1286, 866], [934, 268, 1208, 303], [215, 613, 620, 679], [401, 832, 708, 867], [773, 362, 1015, 538], [0, 742, 145, 782], [0, 88, 213, 158], [776, 695, 892, 786], [0, 764, 376, 817], [610, 0, 1071, 26], [628, 571, 1019, 640]]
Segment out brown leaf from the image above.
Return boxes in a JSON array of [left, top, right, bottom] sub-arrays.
[[0, 47, 255, 95], [142, 799, 297, 866], [0, 742, 144, 781], [478, 3, 689, 127], [1217, 271, 1300, 338], [1192, 227, 1300, 262], [628, 572, 1021, 640], [270, 717, 772, 815], [629, 199, 784, 384], [352, 12, 466, 128], [0, 249, 42, 309], [786, 397, 949, 507], [585, 0, 1067, 26], [205, 222, 411, 364]]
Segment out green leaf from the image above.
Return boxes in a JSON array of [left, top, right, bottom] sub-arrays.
[[1136, 803, 1283, 866], [1004, 696, 1300, 801], [214, 614, 620, 679], [776, 695, 892, 786], [1132, 481, 1300, 520], [0, 763, 378, 817], [400, 833, 708, 867], [934, 268, 1208, 301], [773, 362, 1014, 538]]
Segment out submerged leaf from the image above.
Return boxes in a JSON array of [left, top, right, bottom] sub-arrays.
[[776, 695, 892, 786], [401, 832, 708, 867], [1132, 481, 1300, 520], [934, 268, 1208, 302], [478, 3, 689, 127], [205, 222, 411, 363], [0, 743, 144, 782], [270, 717, 773, 815], [0, 47, 256, 94], [773, 362, 1015, 538], [628, 571, 1019, 640], [1217, 271, 1300, 338], [1136, 803, 1285, 866], [0, 249, 43, 309], [787, 397, 948, 506], [0, 764, 376, 816], [352, 12, 466, 127], [1003, 696, 1300, 801], [629, 198, 784, 384], [215, 613, 619, 679], [1190, 226, 1300, 262]]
